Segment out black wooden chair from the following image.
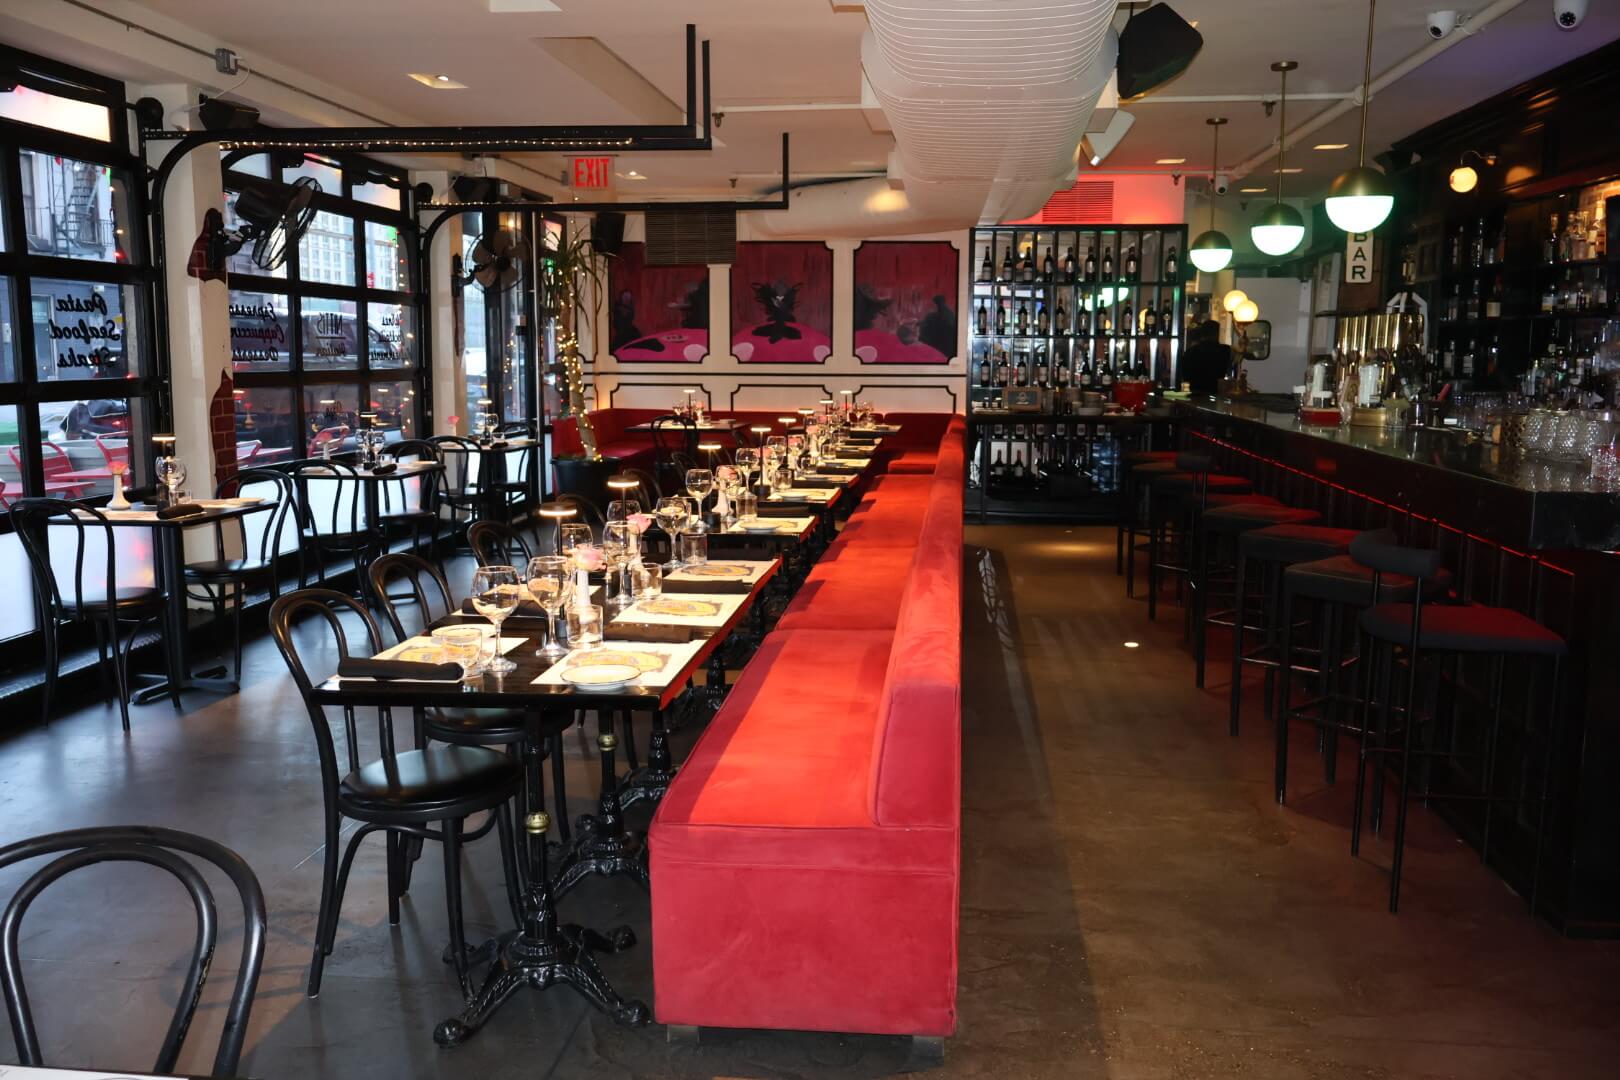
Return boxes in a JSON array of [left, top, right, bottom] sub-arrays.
[[0, 825, 266, 1078], [368, 552, 574, 839], [269, 588, 524, 997], [468, 519, 534, 568], [9, 497, 176, 729], [185, 467, 303, 682], [290, 460, 373, 587], [377, 438, 447, 566], [427, 434, 483, 533], [622, 466, 661, 509], [650, 414, 696, 494]]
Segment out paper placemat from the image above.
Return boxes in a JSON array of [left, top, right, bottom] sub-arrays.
[[531, 639, 705, 692], [610, 593, 744, 629], [724, 516, 814, 535], [663, 560, 774, 593], [333, 633, 527, 683], [767, 488, 837, 503]]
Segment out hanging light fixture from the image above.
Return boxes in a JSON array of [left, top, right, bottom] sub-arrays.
[[1326, 0, 1394, 233], [1233, 299, 1260, 324], [1189, 117, 1233, 274], [1448, 150, 1497, 193], [1251, 60, 1306, 256], [1223, 289, 1249, 313]]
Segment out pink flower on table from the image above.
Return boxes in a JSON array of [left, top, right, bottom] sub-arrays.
[[108, 461, 128, 476], [572, 543, 606, 572], [716, 465, 738, 484], [627, 512, 654, 535]]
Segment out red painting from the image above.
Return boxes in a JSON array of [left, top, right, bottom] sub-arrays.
[[729, 242, 834, 364], [608, 242, 709, 363], [852, 241, 959, 365]]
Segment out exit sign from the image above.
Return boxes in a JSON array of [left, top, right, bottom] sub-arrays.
[[571, 156, 614, 190]]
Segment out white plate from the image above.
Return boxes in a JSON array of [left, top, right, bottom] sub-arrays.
[[559, 664, 640, 691], [741, 522, 784, 533]]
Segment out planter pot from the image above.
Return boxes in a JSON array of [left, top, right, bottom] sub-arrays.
[[552, 455, 621, 511]]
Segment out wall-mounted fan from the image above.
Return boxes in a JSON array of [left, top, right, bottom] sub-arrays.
[[460, 228, 531, 294], [219, 176, 320, 272]]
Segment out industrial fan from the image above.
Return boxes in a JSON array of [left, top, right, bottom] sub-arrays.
[[219, 176, 320, 273], [460, 228, 531, 294]]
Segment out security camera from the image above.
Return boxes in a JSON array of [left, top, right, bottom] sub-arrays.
[[1213, 173, 1230, 196], [1554, 0, 1588, 30], [1171, 171, 1182, 186], [1427, 10, 1459, 38]]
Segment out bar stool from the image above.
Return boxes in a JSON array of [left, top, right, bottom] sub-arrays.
[[1349, 533, 1567, 913], [1117, 440, 1178, 578], [1191, 502, 1324, 690], [1228, 524, 1359, 735], [1123, 459, 1179, 597], [1145, 453, 1259, 622], [1276, 531, 1453, 805]]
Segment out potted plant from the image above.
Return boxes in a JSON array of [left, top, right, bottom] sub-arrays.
[[541, 229, 619, 502]]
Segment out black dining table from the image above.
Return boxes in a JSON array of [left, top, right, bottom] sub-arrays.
[[63, 500, 272, 704], [432, 438, 537, 522], [309, 556, 780, 1046]]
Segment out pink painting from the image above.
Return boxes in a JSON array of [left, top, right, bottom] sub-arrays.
[[851, 241, 959, 365], [729, 242, 834, 364], [609, 242, 709, 363]]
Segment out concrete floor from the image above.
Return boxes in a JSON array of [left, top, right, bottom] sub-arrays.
[[1, 525, 1618, 1079]]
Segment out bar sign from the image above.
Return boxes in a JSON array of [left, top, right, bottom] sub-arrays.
[[571, 156, 614, 191], [1344, 232, 1374, 284]]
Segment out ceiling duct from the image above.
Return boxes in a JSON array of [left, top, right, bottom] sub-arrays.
[[752, 0, 1120, 238]]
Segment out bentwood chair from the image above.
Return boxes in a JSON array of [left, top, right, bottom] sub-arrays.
[[377, 438, 447, 566], [368, 552, 574, 838], [622, 466, 662, 508], [9, 497, 175, 729], [0, 826, 266, 1078], [428, 434, 482, 533], [650, 414, 696, 493], [468, 519, 534, 568], [291, 459, 373, 587], [269, 589, 524, 997], [185, 467, 302, 681]]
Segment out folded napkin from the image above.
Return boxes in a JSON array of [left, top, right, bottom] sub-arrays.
[[755, 504, 808, 518], [369, 462, 398, 475], [662, 576, 753, 595], [460, 597, 549, 618], [338, 658, 464, 681], [606, 621, 698, 644], [156, 502, 205, 520]]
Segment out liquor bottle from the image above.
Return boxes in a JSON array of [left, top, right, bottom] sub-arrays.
[[1486, 333, 1502, 381], [975, 299, 989, 336], [1466, 279, 1481, 321], [1447, 282, 1462, 321], [1042, 246, 1055, 281], [1084, 247, 1098, 281], [1577, 275, 1590, 312], [1161, 299, 1174, 334], [1164, 245, 1179, 279], [994, 302, 1007, 335], [1098, 355, 1116, 388], [1001, 244, 1015, 281], [1471, 218, 1486, 267], [1450, 225, 1465, 269], [1541, 278, 1557, 314], [1132, 348, 1148, 379], [1063, 246, 1078, 282], [1055, 295, 1069, 335], [978, 248, 994, 283], [1119, 301, 1134, 336], [1036, 302, 1050, 336], [1101, 246, 1114, 280], [1124, 245, 1139, 281], [1076, 353, 1093, 389], [1054, 356, 1071, 389], [1016, 301, 1030, 334], [1485, 277, 1502, 319], [1034, 345, 1049, 386], [1545, 214, 1559, 264], [1460, 335, 1476, 378], [1143, 304, 1158, 335], [1014, 352, 1030, 387]]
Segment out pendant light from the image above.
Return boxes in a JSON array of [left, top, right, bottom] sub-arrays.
[[1189, 117, 1233, 274], [1251, 60, 1305, 257], [1325, 0, 1394, 233]]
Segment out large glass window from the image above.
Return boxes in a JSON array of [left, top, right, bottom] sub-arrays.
[[18, 150, 133, 262], [224, 152, 421, 453]]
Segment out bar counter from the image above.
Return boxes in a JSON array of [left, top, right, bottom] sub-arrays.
[[1182, 395, 1620, 936]]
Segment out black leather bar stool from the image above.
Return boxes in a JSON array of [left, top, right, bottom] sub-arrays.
[[1145, 453, 1260, 622], [1349, 533, 1567, 913], [1192, 502, 1324, 690], [1228, 524, 1359, 736], [1276, 531, 1453, 805]]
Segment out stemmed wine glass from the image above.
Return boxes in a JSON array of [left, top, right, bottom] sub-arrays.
[[605, 498, 636, 525], [556, 522, 593, 558], [684, 468, 714, 530], [525, 555, 570, 658], [602, 522, 638, 611], [734, 447, 761, 493], [655, 496, 689, 571], [155, 457, 187, 507], [469, 565, 522, 674]]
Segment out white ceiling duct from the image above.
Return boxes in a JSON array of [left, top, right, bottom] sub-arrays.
[[751, 0, 1120, 238]]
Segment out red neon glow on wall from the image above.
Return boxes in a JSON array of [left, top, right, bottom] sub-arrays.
[[1008, 175, 1187, 226]]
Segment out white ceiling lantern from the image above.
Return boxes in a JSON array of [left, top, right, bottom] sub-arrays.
[[1250, 60, 1304, 258], [1327, 0, 1396, 234]]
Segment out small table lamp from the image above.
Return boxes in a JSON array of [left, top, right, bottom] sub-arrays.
[[539, 501, 577, 521]]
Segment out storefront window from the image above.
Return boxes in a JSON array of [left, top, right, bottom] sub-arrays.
[[30, 278, 141, 382], [303, 384, 361, 456], [370, 381, 416, 439], [284, 155, 341, 194], [229, 288, 292, 371], [299, 212, 356, 287], [18, 150, 133, 262], [0, 84, 111, 142], [302, 298, 359, 370], [35, 394, 147, 499], [367, 302, 411, 369], [365, 221, 406, 291], [0, 277, 15, 381], [232, 387, 297, 464]]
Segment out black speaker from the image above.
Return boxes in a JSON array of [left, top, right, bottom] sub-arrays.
[[593, 211, 626, 255], [197, 97, 260, 131], [451, 176, 498, 204], [1117, 4, 1204, 99]]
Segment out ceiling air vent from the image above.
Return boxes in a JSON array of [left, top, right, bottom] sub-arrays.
[[1034, 180, 1116, 224], [645, 209, 736, 266]]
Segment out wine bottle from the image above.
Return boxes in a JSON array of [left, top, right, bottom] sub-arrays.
[[1120, 302, 1134, 336], [1042, 247, 1055, 281], [975, 299, 989, 336], [1014, 353, 1029, 387], [1124, 245, 1138, 281], [1016, 301, 1029, 334], [995, 349, 1010, 386], [1036, 302, 1050, 335], [1034, 345, 1049, 386], [1164, 245, 1179, 279], [1001, 245, 1015, 281], [1021, 245, 1036, 283], [1055, 358, 1071, 388], [978, 248, 994, 283], [1084, 248, 1098, 281], [1485, 278, 1501, 319], [1099, 355, 1115, 388], [1101, 247, 1114, 280], [1055, 295, 1069, 336], [1063, 246, 1078, 282], [994, 302, 1007, 335], [1012, 451, 1026, 481], [1143, 304, 1158, 335], [978, 351, 993, 387], [1160, 300, 1174, 333]]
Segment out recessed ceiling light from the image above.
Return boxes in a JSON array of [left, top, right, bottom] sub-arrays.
[[1313, 143, 1350, 151], [1155, 157, 1186, 165], [1275, 167, 1304, 174], [620, 170, 647, 180], [1123, 641, 1141, 649], [1240, 186, 1269, 193], [408, 72, 467, 89]]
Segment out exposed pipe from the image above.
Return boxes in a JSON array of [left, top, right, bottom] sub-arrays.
[[1134, 93, 1347, 104], [1226, 0, 1529, 179]]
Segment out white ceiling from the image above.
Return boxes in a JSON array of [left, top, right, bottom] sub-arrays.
[[11, 0, 1620, 204]]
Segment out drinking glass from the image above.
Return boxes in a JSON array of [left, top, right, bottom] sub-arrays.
[[602, 521, 638, 610], [525, 555, 570, 658], [567, 603, 603, 650], [633, 562, 663, 599], [469, 565, 522, 674], [432, 625, 486, 677], [678, 531, 708, 567]]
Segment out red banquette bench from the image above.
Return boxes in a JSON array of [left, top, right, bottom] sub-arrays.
[[648, 415, 965, 1045]]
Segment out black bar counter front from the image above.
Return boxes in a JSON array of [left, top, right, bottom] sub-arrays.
[[1183, 396, 1620, 935]]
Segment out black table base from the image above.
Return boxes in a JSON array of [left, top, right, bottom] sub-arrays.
[[555, 725, 651, 898]]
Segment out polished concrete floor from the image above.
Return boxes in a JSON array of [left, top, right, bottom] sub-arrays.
[[2, 525, 1618, 1079]]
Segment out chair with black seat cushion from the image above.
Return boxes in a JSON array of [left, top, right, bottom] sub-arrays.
[[368, 552, 575, 842], [10, 497, 176, 729], [376, 439, 446, 566], [1348, 533, 1567, 913], [269, 588, 524, 996], [0, 825, 265, 1078], [185, 467, 302, 682]]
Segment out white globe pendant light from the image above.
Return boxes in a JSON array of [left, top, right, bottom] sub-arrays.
[[1189, 117, 1233, 274], [1326, 0, 1394, 234], [1250, 61, 1305, 257]]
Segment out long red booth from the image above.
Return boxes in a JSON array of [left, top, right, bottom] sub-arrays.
[[648, 415, 965, 1043]]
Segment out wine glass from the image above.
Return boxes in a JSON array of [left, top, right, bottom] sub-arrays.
[[557, 522, 593, 559], [605, 498, 636, 525], [735, 447, 761, 491], [469, 565, 522, 674], [602, 522, 638, 611], [655, 496, 689, 570], [684, 468, 714, 530], [525, 555, 570, 658], [155, 457, 188, 506]]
